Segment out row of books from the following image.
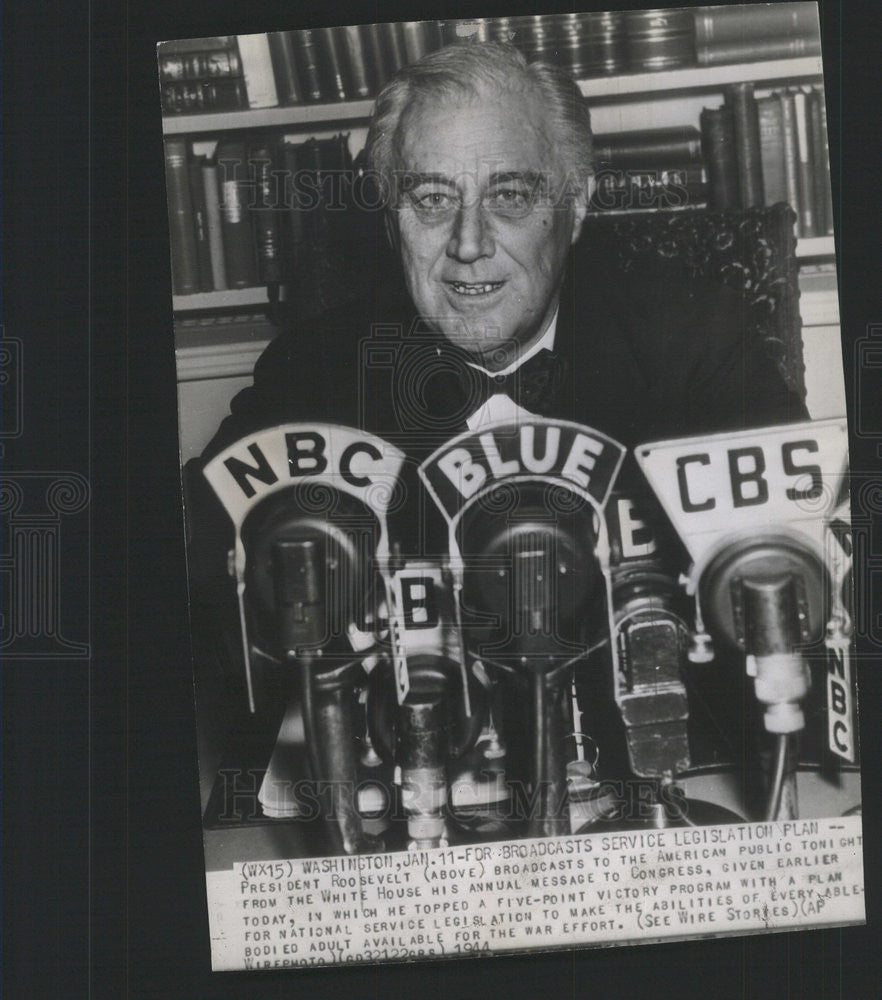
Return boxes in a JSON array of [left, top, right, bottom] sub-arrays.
[[159, 4, 822, 114], [159, 25, 431, 114], [590, 84, 834, 230], [701, 83, 833, 237], [164, 134, 354, 297], [458, 6, 821, 72]]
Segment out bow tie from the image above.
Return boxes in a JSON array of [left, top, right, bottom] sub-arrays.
[[473, 348, 570, 412], [391, 340, 571, 437]]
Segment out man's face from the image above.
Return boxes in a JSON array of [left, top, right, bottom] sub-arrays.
[[392, 86, 588, 370]]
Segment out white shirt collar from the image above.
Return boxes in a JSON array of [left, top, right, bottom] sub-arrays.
[[462, 309, 561, 431]]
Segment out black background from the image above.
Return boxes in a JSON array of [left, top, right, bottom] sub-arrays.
[[3, 1, 881, 997]]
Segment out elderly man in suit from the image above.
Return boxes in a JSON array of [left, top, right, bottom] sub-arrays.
[[203, 41, 804, 474]]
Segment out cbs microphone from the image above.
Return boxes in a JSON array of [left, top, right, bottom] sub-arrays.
[[637, 418, 853, 821]]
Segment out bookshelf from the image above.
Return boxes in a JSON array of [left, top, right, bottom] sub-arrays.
[[172, 287, 270, 311], [162, 99, 375, 135]]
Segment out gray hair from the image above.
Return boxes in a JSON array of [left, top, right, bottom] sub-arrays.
[[365, 41, 594, 204]]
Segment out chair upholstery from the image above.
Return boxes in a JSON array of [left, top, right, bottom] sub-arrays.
[[579, 204, 805, 400]]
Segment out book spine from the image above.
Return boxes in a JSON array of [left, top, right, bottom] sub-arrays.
[[157, 36, 237, 55], [792, 89, 815, 237], [756, 95, 787, 206], [160, 78, 246, 114], [158, 48, 241, 82], [401, 21, 431, 63], [188, 156, 214, 292], [594, 165, 707, 187], [317, 26, 349, 101], [292, 29, 325, 102], [818, 94, 834, 235], [267, 32, 303, 104], [201, 159, 228, 290], [592, 165, 707, 212], [237, 33, 279, 108], [250, 140, 283, 285], [726, 83, 764, 208], [164, 139, 200, 295], [623, 8, 696, 72], [380, 23, 408, 75], [695, 34, 821, 66], [422, 21, 443, 53], [516, 15, 557, 63], [700, 105, 740, 210], [296, 138, 325, 246], [593, 126, 703, 168], [693, 3, 818, 46], [779, 91, 801, 229], [216, 141, 259, 289], [361, 22, 391, 90], [807, 87, 827, 237], [338, 25, 372, 99], [281, 143, 304, 271]]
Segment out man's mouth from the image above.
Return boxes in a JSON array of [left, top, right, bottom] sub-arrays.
[[446, 280, 505, 297]]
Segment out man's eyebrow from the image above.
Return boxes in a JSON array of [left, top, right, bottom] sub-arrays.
[[488, 170, 548, 189], [399, 171, 457, 188]]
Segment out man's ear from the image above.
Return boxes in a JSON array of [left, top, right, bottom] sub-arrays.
[[569, 176, 593, 246]]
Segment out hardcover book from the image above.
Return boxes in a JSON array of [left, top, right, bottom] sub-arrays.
[[163, 138, 199, 295], [338, 24, 372, 99], [316, 26, 350, 101], [593, 126, 703, 168], [292, 29, 325, 101], [693, 2, 819, 46], [700, 105, 740, 209], [779, 89, 802, 227], [792, 88, 816, 237], [188, 155, 215, 292], [215, 139, 259, 289], [757, 95, 787, 207], [267, 32, 304, 105], [200, 156, 228, 290], [237, 33, 279, 108], [725, 82, 765, 208]]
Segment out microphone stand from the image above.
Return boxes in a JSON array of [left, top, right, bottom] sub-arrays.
[[274, 537, 379, 854]]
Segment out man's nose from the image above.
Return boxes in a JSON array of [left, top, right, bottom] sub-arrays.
[[446, 200, 494, 262]]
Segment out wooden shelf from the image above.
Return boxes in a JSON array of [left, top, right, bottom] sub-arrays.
[[579, 56, 822, 101], [172, 287, 269, 311], [161, 57, 822, 135], [795, 236, 835, 259], [162, 99, 374, 136]]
